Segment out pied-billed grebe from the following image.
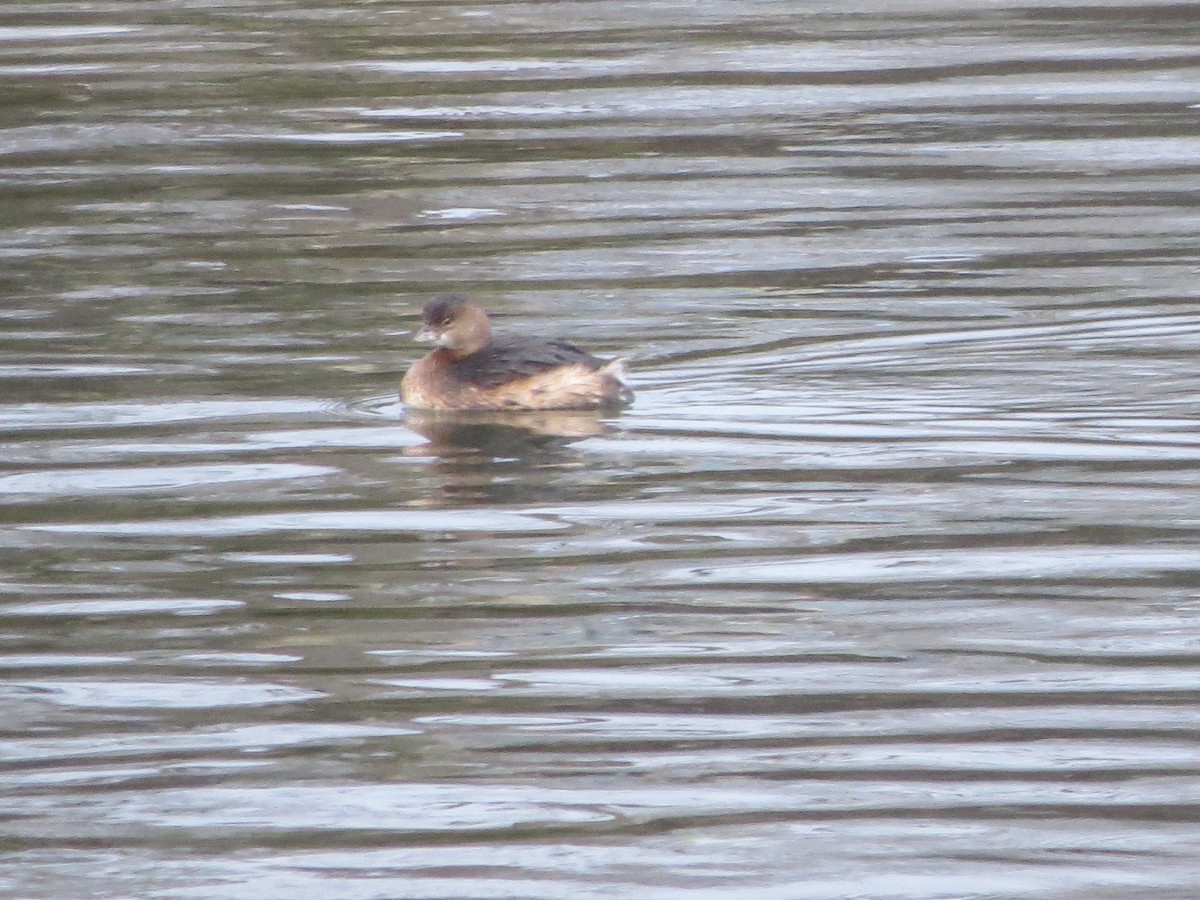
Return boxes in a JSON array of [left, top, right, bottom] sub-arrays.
[[400, 294, 634, 411]]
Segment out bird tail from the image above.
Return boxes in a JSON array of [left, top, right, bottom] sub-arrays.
[[601, 357, 634, 405]]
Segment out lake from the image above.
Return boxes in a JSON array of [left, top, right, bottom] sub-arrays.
[[3, 1, 1200, 897]]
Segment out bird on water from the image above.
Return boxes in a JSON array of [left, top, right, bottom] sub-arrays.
[[401, 294, 633, 412]]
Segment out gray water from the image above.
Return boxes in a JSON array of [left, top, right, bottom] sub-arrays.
[[4, 1, 1200, 897]]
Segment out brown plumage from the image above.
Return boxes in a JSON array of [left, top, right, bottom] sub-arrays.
[[400, 294, 634, 412]]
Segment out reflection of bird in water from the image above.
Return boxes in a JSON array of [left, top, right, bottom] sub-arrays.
[[402, 409, 620, 504], [402, 408, 615, 458], [401, 294, 633, 412]]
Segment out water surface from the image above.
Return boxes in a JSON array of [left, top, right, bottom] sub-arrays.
[[4, 1, 1200, 897]]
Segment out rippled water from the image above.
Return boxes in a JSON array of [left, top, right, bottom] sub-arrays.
[[5, 1, 1200, 897]]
